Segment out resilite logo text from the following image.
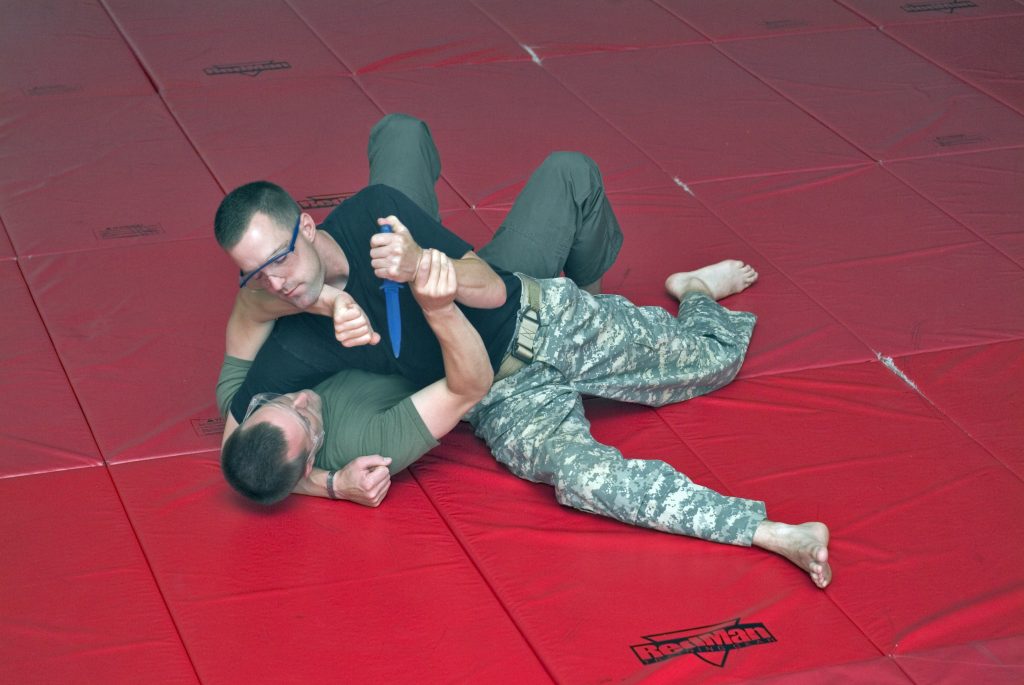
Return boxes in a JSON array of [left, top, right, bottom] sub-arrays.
[[631, 617, 776, 668]]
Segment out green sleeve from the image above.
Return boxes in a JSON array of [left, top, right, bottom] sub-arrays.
[[216, 355, 252, 418], [315, 371, 439, 475]]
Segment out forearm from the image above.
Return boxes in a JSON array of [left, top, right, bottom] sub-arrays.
[[423, 304, 493, 399], [292, 467, 333, 499], [452, 252, 507, 309]]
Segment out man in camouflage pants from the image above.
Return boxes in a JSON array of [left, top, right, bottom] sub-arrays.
[[223, 113, 832, 587]]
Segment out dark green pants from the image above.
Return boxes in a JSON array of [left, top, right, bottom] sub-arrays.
[[368, 113, 622, 287]]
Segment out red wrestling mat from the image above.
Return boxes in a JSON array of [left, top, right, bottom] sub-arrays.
[[289, 0, 528, 73], [544, 44, 869, 183], [657, 0, 870, 40], [109, 451, 552, 684], [20, 241, 234, 463], [0, 94, 224, 257], [2, 3, 1022, 683], [0, 467, 197, 685], [473, 0, 705, 60], [0, 262, 100, 477], [886, 15, 1024, 115], [103, 0, 349, 92], [719, 28, 1024, 161]]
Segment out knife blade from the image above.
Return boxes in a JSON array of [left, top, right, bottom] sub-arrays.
[[379, 225, 402, 358]]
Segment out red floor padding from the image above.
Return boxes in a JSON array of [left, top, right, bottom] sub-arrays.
[[20, 241, 234, 463], [3, 3, 1022, 683], [473, 0, 706, 60], [657, 362, 1024, 655], [886, 15, 1024, 116], [836, 0, 1024, 26], [103, 0, 350, 92], [361, 60, 656, 207], [895, 341, 1024, 479], [0, 262, 100, 477], [544, 44, 869, 183], [0, 467, 197, 685], [0, 0, 153, 101], [110, 451, 553, 684], [694, 164, 1024, 356], [290, 0, 529, 73], [888, 148, 1024, 268], [719, 27, 1024, 162], [657, 0, 871, 40], [0, 94, 224, 257], [411, 408, 885, 684]]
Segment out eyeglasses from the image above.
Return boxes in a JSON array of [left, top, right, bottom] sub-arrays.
[[242, 392, 324, 459], [238, 215, 301, 288]]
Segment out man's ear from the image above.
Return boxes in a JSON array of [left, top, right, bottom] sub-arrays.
[[299, 213, 317, 241]]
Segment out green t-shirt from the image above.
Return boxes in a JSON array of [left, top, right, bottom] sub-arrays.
[[215, 356, 437, 475], [314, 369, 438, 474]]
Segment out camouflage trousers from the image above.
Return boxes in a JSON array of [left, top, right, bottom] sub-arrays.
[[465, 277, 766, 546]]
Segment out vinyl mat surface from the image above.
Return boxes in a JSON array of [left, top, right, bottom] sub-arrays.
[[1, 1, 1022, 683]]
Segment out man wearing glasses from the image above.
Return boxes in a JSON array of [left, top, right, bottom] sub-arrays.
[[213, 114, 832, 588]]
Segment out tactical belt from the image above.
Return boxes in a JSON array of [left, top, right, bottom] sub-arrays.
[[494, 275, 541, 382]]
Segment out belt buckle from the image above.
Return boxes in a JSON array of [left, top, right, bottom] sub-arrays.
[[512, 308, 539, 362]]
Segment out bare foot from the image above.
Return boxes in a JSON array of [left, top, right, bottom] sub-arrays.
[[752, 521, 832, 589], [665, 260, 758, 301]]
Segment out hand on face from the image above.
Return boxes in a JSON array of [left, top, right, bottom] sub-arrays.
[[369, 216, 422, 283], [333, 290, 381, 347], [331, 455, 393, 507]]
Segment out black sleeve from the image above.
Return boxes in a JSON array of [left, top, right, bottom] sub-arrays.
[[228, 316, 350, 422]]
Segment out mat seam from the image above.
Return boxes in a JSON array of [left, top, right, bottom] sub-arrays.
[[406, 466, 560, 684]]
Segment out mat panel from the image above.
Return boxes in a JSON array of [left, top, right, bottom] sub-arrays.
[[887, 148, 1024, 268], [837, 0, 1024, 26], [476, 164, 872, 377], [103, 0, 348, 92], [895, 635, 1024, 685], [110, 451, 553, 685], [896, 341, 1024, 479], [411, 407, 881, 684], [694, 165, 1024, 356], [0, 261, 100, 477], [886, 16, 1024, 115], [719, 28, 1024, 162], [359, 61, 655, 207], [0, 466, 197, 685], [0, 0, 154, 102], [21, 241, 235, 463], [0, 94, 224, 257], [473, 0, 705, 60], [543, 44, 869, 183], [164, 78, 467, 221], [289, 0, 528, 73], [657, 361, 1024, 655], [657, 0, 871, 40], [0, 217, 13, 260]]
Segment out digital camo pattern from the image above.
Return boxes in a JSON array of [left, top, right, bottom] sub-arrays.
[[466, 279, 765, 545]]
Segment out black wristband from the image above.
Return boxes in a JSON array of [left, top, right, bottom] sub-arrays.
[[326, 470, 339, 500]]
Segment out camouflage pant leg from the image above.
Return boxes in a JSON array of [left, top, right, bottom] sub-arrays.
[[532, 279, 757, 407], [467, 366, 766, 545]]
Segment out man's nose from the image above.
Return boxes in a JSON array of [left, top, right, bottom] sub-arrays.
[[292, 392, 308, 409], [265, 274, 286, 291]]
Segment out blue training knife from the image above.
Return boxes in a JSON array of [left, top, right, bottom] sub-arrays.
[[379, 225, 402, 358]]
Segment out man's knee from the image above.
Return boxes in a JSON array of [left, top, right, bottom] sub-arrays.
[[539, 151, 599, 180], [370, 113, 431, 146]]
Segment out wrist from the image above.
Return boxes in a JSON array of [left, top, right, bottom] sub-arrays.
[[326, 470, 339, 499]]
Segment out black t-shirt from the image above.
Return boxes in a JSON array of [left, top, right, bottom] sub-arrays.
[[229, 184, 521, 421]]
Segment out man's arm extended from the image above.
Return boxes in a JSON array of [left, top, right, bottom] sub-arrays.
[[290, 248, 494, 504], [370, 215, 507, 310]]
